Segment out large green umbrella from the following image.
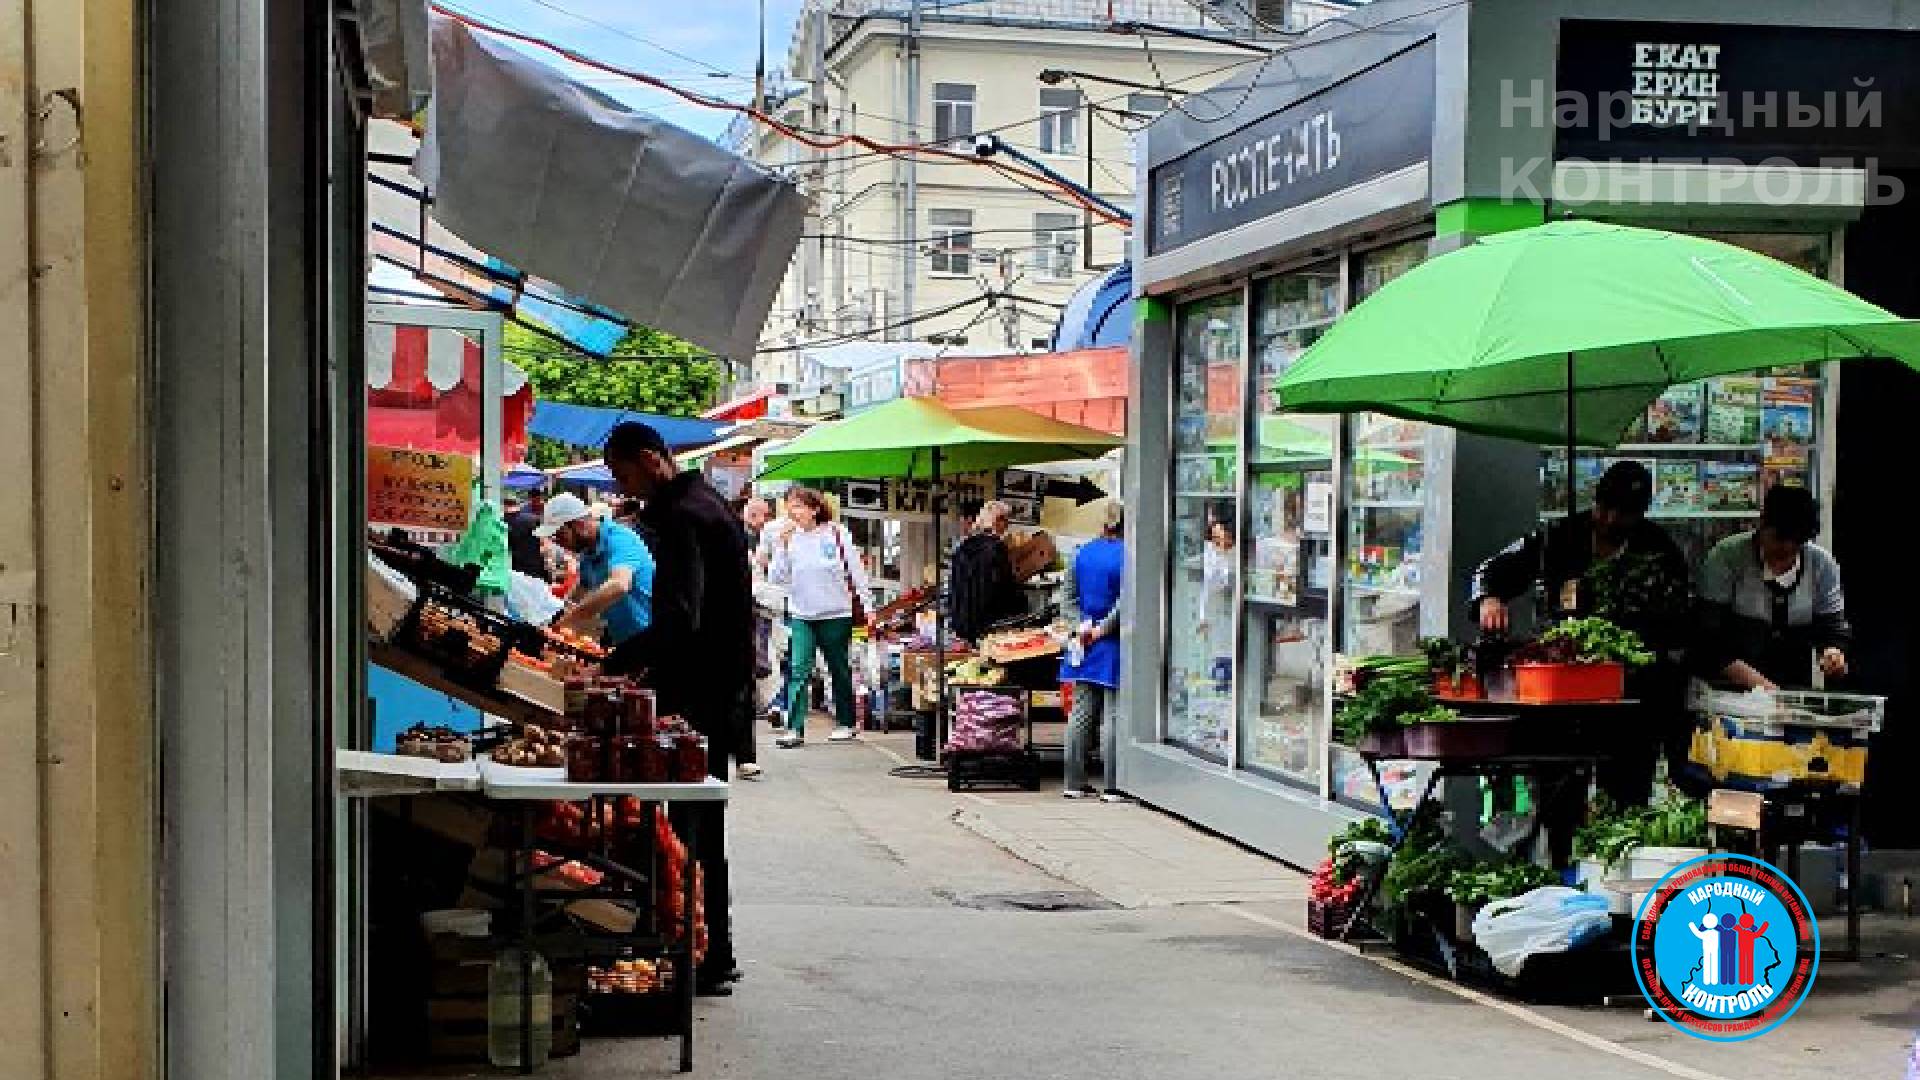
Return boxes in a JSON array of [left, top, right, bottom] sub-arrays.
[[760, 396, 1122, 480], [759, 396, 1121, 766], [1278, 220, 1920, 447]]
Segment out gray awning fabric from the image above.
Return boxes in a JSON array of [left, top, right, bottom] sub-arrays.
[[416, 15, 806, 362], [363, 0, 433, 121]]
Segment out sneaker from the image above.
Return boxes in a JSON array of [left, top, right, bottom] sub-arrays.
[[737, 763, 763, 781], [828, 728, 857, 742], [774, 733, 804, 749], [1062, 788, 1098, 800], [1098, 790, 1130, 804]]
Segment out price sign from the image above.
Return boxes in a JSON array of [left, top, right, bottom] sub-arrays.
[[368, 446, 473, 532]]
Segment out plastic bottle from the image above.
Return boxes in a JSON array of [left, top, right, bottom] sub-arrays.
[[487, 945, 552, 1069]]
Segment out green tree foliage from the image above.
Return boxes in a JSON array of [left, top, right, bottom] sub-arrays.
[[508, 321, 723, 468]]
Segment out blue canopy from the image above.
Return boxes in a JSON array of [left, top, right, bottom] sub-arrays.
[[550, 460, 615, 487], [529, 400, 727, 450], [504, 462, 548, 489], [1050, 262, 1132, 351]]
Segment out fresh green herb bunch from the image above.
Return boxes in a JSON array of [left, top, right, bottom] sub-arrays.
[[1380, 819, 1467, 912], [1539, 617, 1656, 667], [1573, 790, 1709, 869], [1586, 551, 1691, 627], [1327, 816, 1394, 859], [1334, 675, 1434, 743], [1445, 862, 1562, 906], [1420, 636, 1468, 679]]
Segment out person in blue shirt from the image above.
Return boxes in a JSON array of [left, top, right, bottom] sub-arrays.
[[537, 492, 655, 648], [1060, 506, 1126, 801]]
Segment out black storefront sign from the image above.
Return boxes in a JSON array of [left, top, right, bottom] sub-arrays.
[[1147, 41, 1435, 257], [1555, 20, 1920, 169]]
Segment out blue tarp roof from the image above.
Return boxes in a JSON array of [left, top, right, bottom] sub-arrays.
[[1050, 262, 1132, 351], [504, 462, 548, 489], [529, 400, 728, 450]]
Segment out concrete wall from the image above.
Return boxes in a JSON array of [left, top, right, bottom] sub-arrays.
[[0, 1, 157, 1079]]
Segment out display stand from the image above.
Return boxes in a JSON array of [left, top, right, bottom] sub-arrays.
[[337, 753, 726, 1074], [1339, 701, 1635, 947], [481, 766, 725, 1074]]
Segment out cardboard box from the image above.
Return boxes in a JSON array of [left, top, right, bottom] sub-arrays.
[[375, 794, 496, 849], [498, 660, 567, 715], [1007, 530, 1057, 581], [566, 899, 638, 934]]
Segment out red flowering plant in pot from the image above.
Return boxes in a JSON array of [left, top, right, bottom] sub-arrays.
[[1509, 617, 1654, 703]]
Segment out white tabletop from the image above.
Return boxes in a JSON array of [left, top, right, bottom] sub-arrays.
[[337, 750, 482, 796], [477, 760, 730, 803]]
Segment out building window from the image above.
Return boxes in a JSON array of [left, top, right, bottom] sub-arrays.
[[928, 209, 973, 277], [1031, 213, 1078, 282], [933, 83, 975, 145], [1126, 92, 1170, 120], [1037, 88, 1081, 154]]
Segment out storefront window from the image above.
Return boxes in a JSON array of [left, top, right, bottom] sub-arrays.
[[1166, 290, 1245, 762], [1240, 265, 1340, 786], [1540, 233, 1833, 574], [1333, 237, 1432, 807]]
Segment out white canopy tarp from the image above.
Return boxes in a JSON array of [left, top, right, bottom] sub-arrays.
[[416, 14, 806, 362]]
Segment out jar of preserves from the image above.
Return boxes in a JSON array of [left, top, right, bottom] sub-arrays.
[[672, 733, 708, 783], [622, 688, 657, 737], [565, 735, 604, 784]]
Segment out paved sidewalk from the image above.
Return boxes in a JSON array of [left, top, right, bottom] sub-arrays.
[[951, 790, 1308, 908]]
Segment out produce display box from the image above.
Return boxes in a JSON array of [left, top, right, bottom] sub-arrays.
[[396, 583, 518, 689], [1688, 687, 1884, 790], [946, 749, 1041, 792], [1306, 897, 1357, 939], [1513, 661, 1625, 704], [498, 660, 567, 714]]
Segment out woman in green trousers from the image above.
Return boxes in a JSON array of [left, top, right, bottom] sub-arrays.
[[768, 487, 871, 747]]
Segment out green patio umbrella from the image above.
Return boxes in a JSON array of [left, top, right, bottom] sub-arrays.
[[759, 396, 1122, 481], [1278, 220, 1920, 450], [759, 396, 1122, 766]]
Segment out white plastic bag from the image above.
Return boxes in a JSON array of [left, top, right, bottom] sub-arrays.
[[505, 570, 564, 627], [1471, 886, 1612, 977]]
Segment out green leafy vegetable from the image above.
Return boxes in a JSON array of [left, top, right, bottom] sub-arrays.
[[1534, 617, 1655, 667], [1334, 675, 1434, 744], [1444, 862, 1562, 906]]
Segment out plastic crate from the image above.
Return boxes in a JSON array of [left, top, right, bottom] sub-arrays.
[[1306, 897, 1356, 939], [1688, 686, 1885, 790]]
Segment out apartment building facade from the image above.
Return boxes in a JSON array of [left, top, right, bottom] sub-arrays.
[[746, 0, 1361, 393]]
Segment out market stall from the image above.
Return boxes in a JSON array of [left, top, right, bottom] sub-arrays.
[[759, 397, 1121, 774], [1267, 213, 1917, 987], [356, 540, 728, 1071]]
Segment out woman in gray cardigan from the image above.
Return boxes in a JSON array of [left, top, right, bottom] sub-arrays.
[[1695, 485, 1851, 692]]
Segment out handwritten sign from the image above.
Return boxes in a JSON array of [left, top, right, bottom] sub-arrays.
[[368, 446, 473, 532]]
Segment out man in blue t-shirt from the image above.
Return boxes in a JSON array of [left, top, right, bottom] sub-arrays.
[[537, 492, 655, 647]]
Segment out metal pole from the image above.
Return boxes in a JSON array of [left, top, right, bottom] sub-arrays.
[[933, 447, 948, 759], [1565, 352, 1576, 518], [900, 0, 921, 342]]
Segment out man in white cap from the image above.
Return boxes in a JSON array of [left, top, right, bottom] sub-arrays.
[[536, 492, 656, 650]]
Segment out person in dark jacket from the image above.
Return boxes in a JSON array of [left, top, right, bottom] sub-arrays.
[[1470, 459, 1692, 805], [603, 421, 752, 996], [948, 500, 1025, 644], [1694, 484, 1851, 691], [506, 493, 549, 581]]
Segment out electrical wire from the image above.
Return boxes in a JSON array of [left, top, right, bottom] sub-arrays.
[[755, 292, 999, 353], [427, 3, 1131, 226], [1138, 0, 1472, 128], [443, 0, 732, 76]]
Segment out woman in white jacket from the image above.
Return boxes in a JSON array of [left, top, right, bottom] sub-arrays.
[[768, 487, 871, 748]]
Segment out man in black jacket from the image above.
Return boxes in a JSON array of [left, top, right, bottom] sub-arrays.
[[1470, 459, 1692, 805], [604, 421, 752, 995]]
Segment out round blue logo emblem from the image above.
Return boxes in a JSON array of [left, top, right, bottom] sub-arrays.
[[1632, 854, 1819, 1041]]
